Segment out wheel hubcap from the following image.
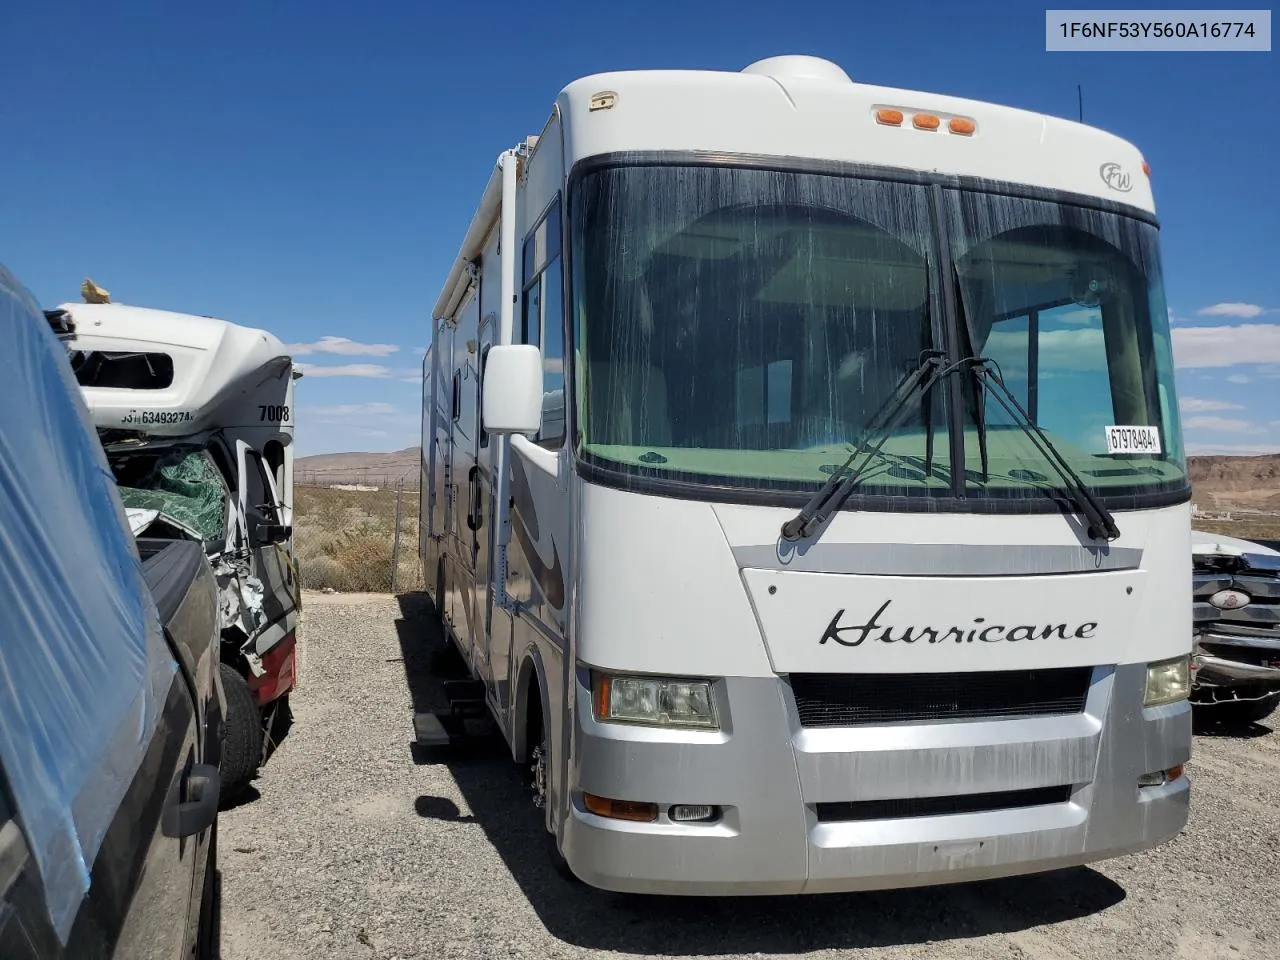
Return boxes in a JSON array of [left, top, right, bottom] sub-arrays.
[[530, 743, 547, 809]]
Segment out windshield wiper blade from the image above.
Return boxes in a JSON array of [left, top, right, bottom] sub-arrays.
[[968, 359, 1121, 542], [946, 263, 1114, 539], [781, 350, 948, 542]]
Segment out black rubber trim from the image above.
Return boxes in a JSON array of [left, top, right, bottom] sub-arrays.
[[816, 785, 1073, 822], [573, 456, 1192, 515], [791, 667, 1093, 727]]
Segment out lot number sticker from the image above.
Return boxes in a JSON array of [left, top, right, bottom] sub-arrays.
[[1105, 425, 1161, 455]]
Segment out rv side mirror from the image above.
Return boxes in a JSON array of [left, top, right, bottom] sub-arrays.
[[482, 344, 542, 435]]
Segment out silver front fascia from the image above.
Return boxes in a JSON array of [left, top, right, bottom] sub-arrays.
[[561, 661, 1190, 895]]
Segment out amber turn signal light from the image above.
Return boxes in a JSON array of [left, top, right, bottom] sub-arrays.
[[583, 793, 659, 822]]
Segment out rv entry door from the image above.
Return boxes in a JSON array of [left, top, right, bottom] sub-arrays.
[[468, 315, 498, 687]]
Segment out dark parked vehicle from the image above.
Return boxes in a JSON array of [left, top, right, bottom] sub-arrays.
[[1191, 530, 1280, 726], [0, 264, 223, 958]]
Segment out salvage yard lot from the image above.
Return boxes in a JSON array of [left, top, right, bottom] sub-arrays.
[[218, 592, 1280, 960]]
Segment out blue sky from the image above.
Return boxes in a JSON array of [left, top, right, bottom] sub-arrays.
[[3, 1, 1276, 456]]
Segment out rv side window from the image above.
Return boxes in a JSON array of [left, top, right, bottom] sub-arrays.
[[69, 350, 175, 389], [540, 258, 565, 447], [521, 195, 566, 448], [522, 282, 542, 349], [478, 344, 491, 448]]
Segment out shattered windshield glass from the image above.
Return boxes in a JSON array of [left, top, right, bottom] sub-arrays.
[[113, 447, 228, 542]]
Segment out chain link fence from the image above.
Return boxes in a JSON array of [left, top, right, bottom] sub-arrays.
[[292, 476, 425, 593]]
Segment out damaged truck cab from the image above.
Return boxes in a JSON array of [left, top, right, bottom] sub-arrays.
[[1191, 530, 1280, 726], [51, 300, 302, 801]]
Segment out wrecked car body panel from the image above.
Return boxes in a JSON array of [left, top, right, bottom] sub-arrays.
[[1190, 530, 1280, 717]]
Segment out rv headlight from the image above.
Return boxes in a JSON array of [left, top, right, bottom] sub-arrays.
[[1144, 656, 1190, 707], [592, 673, 719, 729]]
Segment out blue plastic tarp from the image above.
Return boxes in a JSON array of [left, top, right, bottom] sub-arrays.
[[0, 264, 175, 942]]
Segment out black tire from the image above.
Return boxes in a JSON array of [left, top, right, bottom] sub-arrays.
[[528, 691, 577, 882], [218, 662, 262, 804], [195, 821, 220, 959], [1208, 695, 1279, 727]]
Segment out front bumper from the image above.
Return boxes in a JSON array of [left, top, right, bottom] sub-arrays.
[[561, 662, 1190, 895], [1192, 632, 1280, 696]]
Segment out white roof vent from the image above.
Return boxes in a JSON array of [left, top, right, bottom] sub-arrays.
[[741, 55, 852, 84]]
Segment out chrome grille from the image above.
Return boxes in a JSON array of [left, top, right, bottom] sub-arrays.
[[1193, 548, 1280, 641]]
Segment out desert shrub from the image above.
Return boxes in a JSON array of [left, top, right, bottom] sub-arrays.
[[292, 484, 422, 592], [297, 555, 351, 591]]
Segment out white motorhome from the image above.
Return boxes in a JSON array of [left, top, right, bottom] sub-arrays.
[[54, 299, 302, 801], [419, 55, 1193, 895]]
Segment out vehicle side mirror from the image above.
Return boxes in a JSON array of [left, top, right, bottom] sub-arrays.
[[256, 523, 292, 545], [482, 344, 543, 436]]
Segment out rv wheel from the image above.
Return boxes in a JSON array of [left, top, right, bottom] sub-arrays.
[[530, 716, 577, 883]]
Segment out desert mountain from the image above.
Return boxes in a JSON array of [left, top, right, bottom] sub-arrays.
[[297, 448, 1280, 511]]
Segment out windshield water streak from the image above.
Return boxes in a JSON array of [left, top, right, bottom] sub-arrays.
[[568, 162, 1188, 510]]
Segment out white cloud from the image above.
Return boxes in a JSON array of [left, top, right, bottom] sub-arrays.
[[1179, 397, 1244, 413], [1053, 307, 1101, 326], [1227, 374, 1252, 384], [1182, 415, 1262, 434], [1196, 302, 1270, 319], [304, 402, 401, 417], [294, 362, 391, 378], [288, 336, 400, 357], [983, 327, 1106, 377], [1170, 323, 1280, 368]]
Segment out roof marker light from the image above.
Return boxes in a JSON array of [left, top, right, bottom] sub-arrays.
[[875, 108, 904, 126], [948, 117, 976, 136], [1142, 160, 1151, 176], [913, 113, 941, 131]]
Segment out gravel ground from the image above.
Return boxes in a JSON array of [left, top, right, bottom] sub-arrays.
[[218, 591, 1280, 960]]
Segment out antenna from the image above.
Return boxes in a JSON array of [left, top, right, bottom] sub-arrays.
[[1077, 84, 1084, 122]]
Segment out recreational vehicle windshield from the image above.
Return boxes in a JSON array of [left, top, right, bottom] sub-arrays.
[[420, 55, 1193, 896]]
